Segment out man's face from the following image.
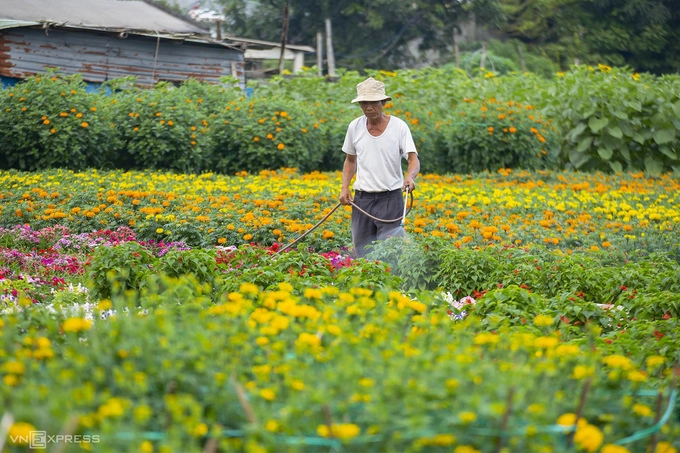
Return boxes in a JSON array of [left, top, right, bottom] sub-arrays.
[[359, 100, 384, 119]]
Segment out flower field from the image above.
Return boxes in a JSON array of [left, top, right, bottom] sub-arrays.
[[1, 168, 680, 453]]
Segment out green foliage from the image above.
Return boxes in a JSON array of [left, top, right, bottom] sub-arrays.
[[0, 72, 118, 170], [211, 97, 326, 173], [112, 82, 216, 172], [155, 249, 217, 287], [545, 66, 680, 174], [88, 242, 155, 300], [439, 98, 561, 173]]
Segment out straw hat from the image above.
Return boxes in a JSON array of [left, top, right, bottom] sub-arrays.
[[351, 77, 392, 103]]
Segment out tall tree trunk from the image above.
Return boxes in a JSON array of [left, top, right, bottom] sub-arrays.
[[278, 0, 289, 75], [325, 18, 336, 77], [316, 32, 324, 76]]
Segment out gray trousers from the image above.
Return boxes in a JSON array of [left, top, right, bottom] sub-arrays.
[[351, 189, 404, 258]]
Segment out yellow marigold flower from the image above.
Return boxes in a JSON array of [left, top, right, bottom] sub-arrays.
[[533, 314, 553, 327], [8, 422, 36, 445], [317, 423, 360, 440], [459, 411, 477, 423], [140, 440, 154, 453], [217, 237, 226, 244], [193, 423, 208, 437], [602, 355, 633, 370], [253, 136, 259, 141], [571, 365, 595, 380], [534, 336, 558, 348], [243, 233, 253, 241], [81, 122, 89, 128], [601, 445, 631, 453], [573, 423, 603, 452], [62, 317, 92, 333], [265, 420, 279, 432], [655, 442, 678, 453], [277, 143, 285, 150], [156, 228, 163, 234], [646, 355, 665, 368], [632, 403, 652, 417], [290, 379, 305, 390], [259, 388, 276, 401], [627, 370, 648, 382], [304, 288, 323, 299]]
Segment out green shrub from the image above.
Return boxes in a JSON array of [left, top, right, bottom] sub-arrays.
[[112, 82, 214, 172], [211, 97, 326, 174], [0, 72, 118, 170], [88, 242, 155, 300], [438, 98, 561, 173], [544, 65, 680, 174]]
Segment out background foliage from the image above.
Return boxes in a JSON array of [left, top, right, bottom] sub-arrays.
[[1, 67, 679, 174]]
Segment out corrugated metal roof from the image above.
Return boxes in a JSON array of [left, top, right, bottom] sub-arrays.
[[0, 20, 40, 31], [0, 0, 207, 34], [0, 27, 245, 87], [224, 36, 315, 53]]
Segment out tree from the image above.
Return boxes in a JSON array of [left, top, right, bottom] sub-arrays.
[[214, 0, 502, 69]]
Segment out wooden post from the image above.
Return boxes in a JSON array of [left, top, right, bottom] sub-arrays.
[[480, 42, 487, 70], [453, 28, 460, 68], [215, 19, 222, 41], [278, 0, 289, 75], [566, 378, 592, 448], [517, 44, 526, 72], [325, 18, 336, 77], [317, 31, 324, 76]]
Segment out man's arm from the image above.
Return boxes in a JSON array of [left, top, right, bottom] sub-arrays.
[[340, 154, 357, 205], [404, 152, 420, 192]]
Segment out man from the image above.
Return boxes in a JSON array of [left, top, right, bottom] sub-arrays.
[[339, 77, 420, 258]]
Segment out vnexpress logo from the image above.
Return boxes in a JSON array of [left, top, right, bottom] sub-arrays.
[[30, 431, 47, 449], [9, 431, 101, 448]]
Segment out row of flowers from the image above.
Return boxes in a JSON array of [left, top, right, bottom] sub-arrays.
[[0, 168, 677, 254]]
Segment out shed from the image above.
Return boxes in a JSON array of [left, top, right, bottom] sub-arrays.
[[0, 0, 246, 88]]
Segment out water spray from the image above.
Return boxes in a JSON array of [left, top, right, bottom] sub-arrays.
[[277, 189, 414, 253]]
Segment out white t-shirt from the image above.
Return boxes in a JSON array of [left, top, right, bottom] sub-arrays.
[[342, 115, 417, 192]]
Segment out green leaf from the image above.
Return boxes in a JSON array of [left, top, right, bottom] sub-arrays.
[[598, 148, 613, 160], [576, 136, 593, 153], [659, 146, 678, 160], [644, 156, 664, 175], [569, 149, 591, 169], [609, 161, 623, 173], [568, 122, 587, 141], [611, 110, 628, 120], [607, 126, 623, 139], [653, 129, 676, 145], [633, 133, 646, 144], [626, 100, 642, 112], [588, 116, 609, 133]]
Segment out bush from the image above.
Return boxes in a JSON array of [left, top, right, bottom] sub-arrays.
[[111, 82, 216, 172], [543, 65, 680, 174], [211, 97, 326, 174], [438, 98, 561, 173], [0, 72, 118, 170]]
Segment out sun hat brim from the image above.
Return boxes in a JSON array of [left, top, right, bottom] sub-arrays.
[[351, 94, 392, 103]]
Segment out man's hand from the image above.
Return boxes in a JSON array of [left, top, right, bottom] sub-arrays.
[[403, 178, 416, 192], [339, 188, 353, 205]]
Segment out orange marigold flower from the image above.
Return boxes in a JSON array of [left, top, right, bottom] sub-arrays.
[[509, 127, 517, 133], [81, 122, 89, 128], [277, 143, 285, 150]]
